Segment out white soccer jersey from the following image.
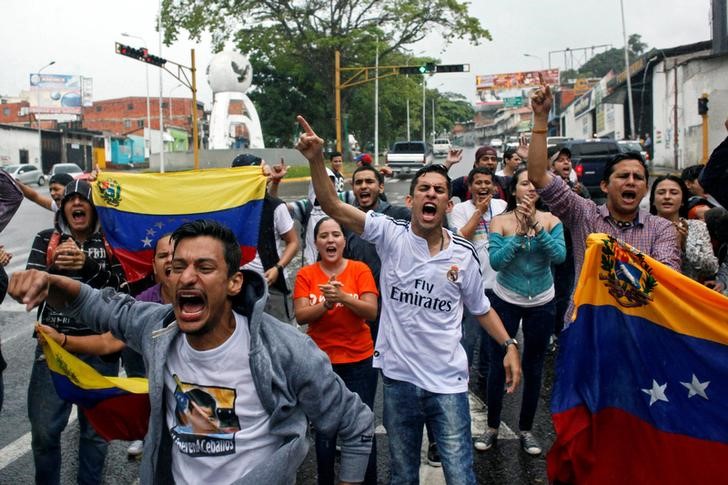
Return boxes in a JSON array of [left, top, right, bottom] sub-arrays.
[[361, 211, 490, 394]]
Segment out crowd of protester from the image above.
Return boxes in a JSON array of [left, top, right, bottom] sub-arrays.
[[1, 81, 727, 484]]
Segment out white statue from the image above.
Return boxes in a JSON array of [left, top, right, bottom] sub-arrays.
[[207, 52, 264, 149]]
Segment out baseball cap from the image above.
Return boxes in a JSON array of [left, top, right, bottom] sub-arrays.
[[231, 153, 263, 167], [550, 147, 572, 163], [356, 153, 373, 165]]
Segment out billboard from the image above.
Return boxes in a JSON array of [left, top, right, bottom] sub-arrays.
[[476, 69, 560, 91], [29, 73, 83, 114]]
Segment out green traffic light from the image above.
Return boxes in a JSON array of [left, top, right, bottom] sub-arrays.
[[418, 65, 427, 74]]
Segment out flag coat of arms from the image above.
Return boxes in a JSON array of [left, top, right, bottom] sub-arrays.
[[40, 330, 150, 441], [548, 234, 728, 485], [92, 167, 266, 282]]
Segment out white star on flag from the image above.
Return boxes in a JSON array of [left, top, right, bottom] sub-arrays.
[[680, 374, 710, 399], [155, 222, 164, 229], [146, 228, 157, 236], [141, 236, 153, 248], [641, 380, 669, 406]]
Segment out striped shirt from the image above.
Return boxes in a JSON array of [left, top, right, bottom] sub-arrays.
[[538, 175, 681, 325]]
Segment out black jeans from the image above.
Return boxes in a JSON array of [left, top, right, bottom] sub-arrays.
[[486, 292, 555, 431]]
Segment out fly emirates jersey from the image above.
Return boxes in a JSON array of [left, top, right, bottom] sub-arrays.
[[361, 211, 490, 393]]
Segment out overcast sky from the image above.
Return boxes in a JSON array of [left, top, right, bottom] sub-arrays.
[[0, 0, 713, 108]]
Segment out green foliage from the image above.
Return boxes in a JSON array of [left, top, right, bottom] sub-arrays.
[[574, 34, 649, 79], [161, 0, 488, 146]]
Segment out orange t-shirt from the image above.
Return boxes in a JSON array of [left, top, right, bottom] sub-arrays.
[[294, 260, 378, 364]]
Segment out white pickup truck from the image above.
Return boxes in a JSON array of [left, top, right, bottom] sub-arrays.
[[384, 141, 434, 178]]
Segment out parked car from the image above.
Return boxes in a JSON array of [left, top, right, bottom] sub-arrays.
[[50, 163, 85, 179], [384, 141, 434, 178], [617, 140, 650, 161], [432, 138, 452, 156], [554, 139, 622, 199], [3, 164, 46, 186]]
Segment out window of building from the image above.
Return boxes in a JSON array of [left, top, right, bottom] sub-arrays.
[[124, 119, 131, 129], [137, 120, 144, 128], [128, 103, 134, 110], [95, 105, 102, 112], [2, 107, 9, 117]]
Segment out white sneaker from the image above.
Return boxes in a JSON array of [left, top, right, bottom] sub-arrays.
[[127, 440, 144, 456]]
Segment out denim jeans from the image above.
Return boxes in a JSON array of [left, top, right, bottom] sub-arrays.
[[28, 344, 119, 485], [486, 293, 555, 431], [315, 357, 378, 485], [382, 375, 476, 485]]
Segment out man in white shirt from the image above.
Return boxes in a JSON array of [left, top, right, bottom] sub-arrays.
[[448, 167, 508, 379], [296, 115, 521, 484]]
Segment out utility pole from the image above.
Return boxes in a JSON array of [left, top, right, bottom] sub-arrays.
[[620, 0, 636, 139]]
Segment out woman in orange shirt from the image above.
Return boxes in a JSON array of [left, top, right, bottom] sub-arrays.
[[294, 216, 379, 485]]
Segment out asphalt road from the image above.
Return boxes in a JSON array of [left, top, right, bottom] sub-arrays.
[[0, 154, 557, 484]]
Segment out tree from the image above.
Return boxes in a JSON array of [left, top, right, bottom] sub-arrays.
[[575, 34, 649, 79], [161, 0, 489, 146]]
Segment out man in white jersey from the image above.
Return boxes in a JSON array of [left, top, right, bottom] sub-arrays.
[[9, 219, 374, 485], [296, 115, 521, 484]]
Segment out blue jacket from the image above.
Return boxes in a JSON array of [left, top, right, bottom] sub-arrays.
[[489, 224, 566, 298], [63, 270, 374, 484]]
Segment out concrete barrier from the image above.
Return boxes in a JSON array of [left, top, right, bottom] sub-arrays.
[[149, 148, 309, 172]]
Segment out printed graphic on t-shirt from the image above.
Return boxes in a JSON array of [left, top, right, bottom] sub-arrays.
[[170, 375, 241, 457]]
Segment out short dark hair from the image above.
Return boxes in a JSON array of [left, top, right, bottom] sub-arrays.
[[467, 166, 495, 185], [171, 220, 241, 277], [352, 165, 384, 185], [231, 153, 262, 167], [153, 232, 173, 255], [601, 152, 648, 184], [409, 164, 451, 197], [329, 151, 342, 160], [680, 164, 703, 182], [649, 175, 688, 218], [503, 148, 517, 161]]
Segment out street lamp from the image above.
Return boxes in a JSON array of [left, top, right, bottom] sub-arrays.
[[121, 32, 152, 159], [169, 83, 184, 120], [523, 53, 544, 69], [36, 60, 55, 170]]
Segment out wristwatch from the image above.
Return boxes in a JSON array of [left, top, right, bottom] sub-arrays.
[[503, 338, 519, 351]]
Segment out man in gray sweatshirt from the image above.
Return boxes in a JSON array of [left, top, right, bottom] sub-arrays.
[[9, 219, 373, 485]]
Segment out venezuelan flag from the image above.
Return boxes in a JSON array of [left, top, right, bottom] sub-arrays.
[[40, 330, 150, 441], [548, 234, 728, 484], [92, 167, 266, 282]]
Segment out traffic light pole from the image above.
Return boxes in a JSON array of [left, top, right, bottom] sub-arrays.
[[333, 50, 468, 153], [115, 43, 200, 170]]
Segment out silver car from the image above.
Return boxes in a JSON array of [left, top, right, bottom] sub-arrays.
[[3, 164, 46, 186]]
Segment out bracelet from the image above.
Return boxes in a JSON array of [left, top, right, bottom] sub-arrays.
[[530, 220, 540, 229], [275, 263, 284, 273], [61, 334, 68, 348], [532, 128, 548, 134]]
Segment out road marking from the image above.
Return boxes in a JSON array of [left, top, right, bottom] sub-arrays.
[[0, 408, 77, 470]]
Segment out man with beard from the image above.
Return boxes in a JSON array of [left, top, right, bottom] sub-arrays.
[[10, 220, 374, 485], [296, 115, 520, 484], [527, 83, 680, 331], [24, 179, 127, 485]]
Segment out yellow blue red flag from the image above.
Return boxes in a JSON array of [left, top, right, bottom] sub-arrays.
[[548, 234, 728, 484], [40, 329, 150, 441], [92, 167, 266, 282]]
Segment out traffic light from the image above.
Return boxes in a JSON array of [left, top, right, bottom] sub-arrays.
[[115, 42, 167, 67], [435, 64, 466, 73], [698, 95, 709, 116], [398, 63, 466, 75]]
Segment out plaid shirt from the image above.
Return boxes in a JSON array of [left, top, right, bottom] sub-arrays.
[[538, 175, 681, 325]]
